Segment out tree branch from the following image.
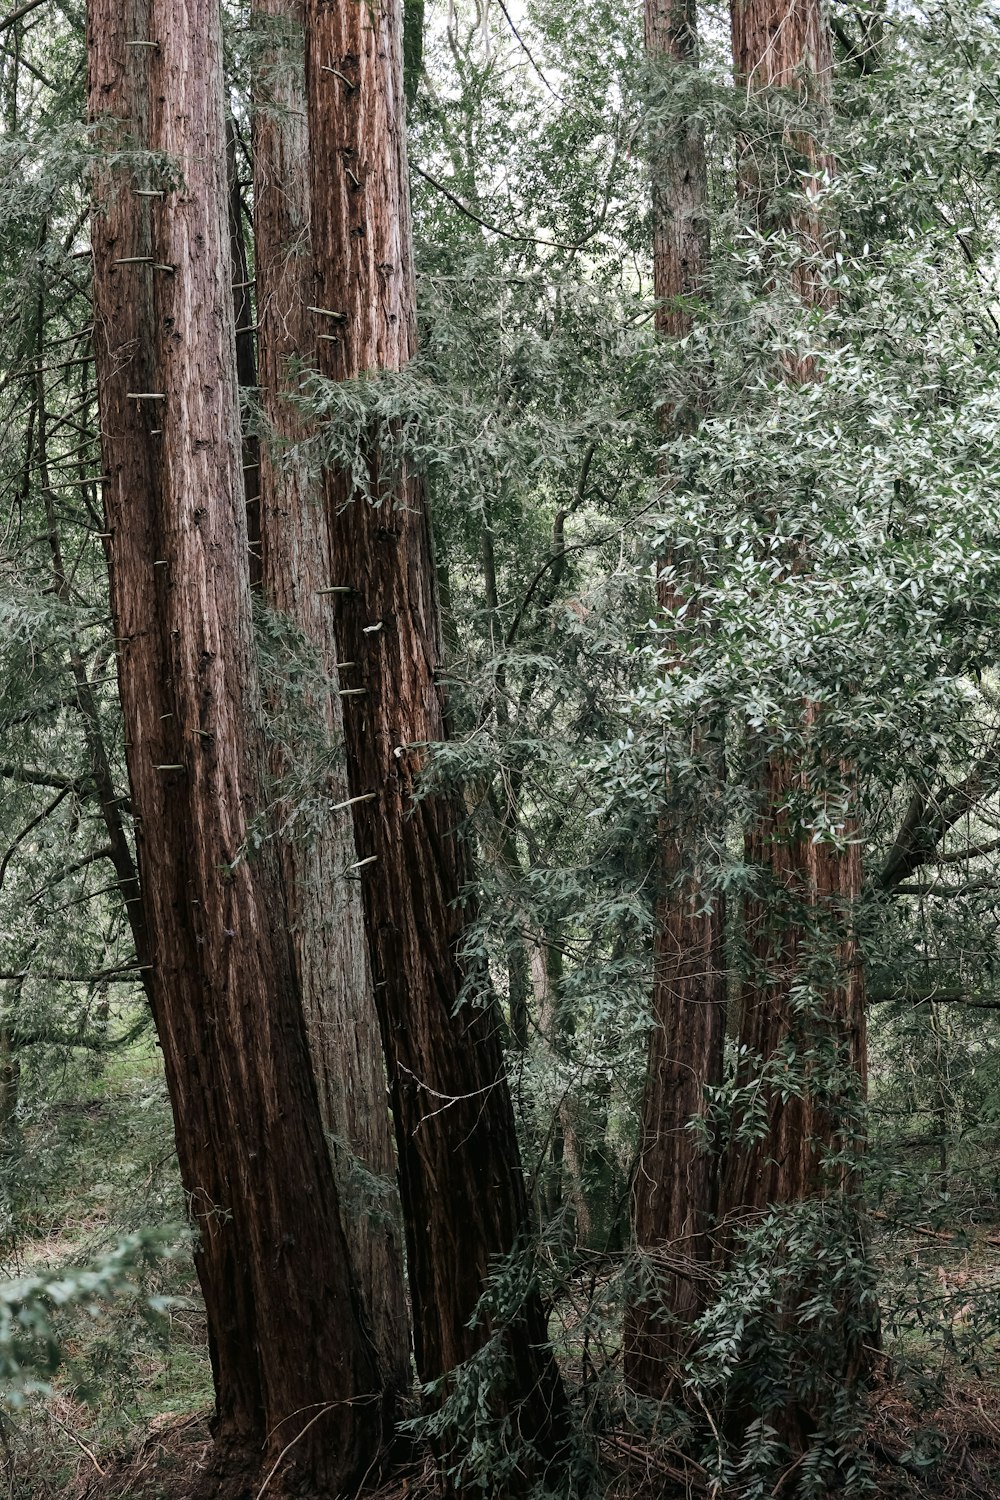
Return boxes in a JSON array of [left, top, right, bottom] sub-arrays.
[[890, 879, 1000, 899], [8, 1014, 151, 1051], [504, 442, 598, 648], [0, 964, 147, 984], [830, 12, 880, 76], [0, 0, 48, 37], [869, 990, 1000, 1011], [932, 837, 1000, 865], [0, 787, 71, 890], [879, 754, 1000, 890], [495, 0, 564, 103], [412, 162, 595, 253], [0, 763, 85, 792], [28, 845, 115, 904]]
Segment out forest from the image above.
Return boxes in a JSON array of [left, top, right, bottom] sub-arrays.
[[3, 0, 1000, 1496]]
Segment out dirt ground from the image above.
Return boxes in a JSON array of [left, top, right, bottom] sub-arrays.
[[60, 1379, 1000, 1500]]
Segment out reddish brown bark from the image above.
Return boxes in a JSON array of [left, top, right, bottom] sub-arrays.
[[302, 0, 570, 1470], [717, 0, 872, 1439], [730, 0, 837, 319], [645, 0, 712, 350], [722, 749, 867, 1216], [87, 1, 384, 1491], [251, 0, 410, 1396], [721, 0, 866, 1219], [623, 0, 727, 1399]]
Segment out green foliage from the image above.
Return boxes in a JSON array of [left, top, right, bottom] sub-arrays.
[[0, 1228, 181, 1406], [9, 0, 1000, 1493]]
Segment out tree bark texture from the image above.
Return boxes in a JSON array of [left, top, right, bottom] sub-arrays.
[[623, 0, 727, 1400], [722, 749, 867, 1215], [730, 0, 837, 321], [718, 0, 872, 1435], [87, 2, 384, 1490], [722, 0, 866, 1222], [302, 0, 570, 1468], [251, 0, 410, 1398]]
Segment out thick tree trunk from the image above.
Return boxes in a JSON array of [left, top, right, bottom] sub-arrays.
[[302, 0, 571, 1473], [623, 0, 727, 1399], [251, 0, 410, 1397], [717, 0, 873, 1446], [722, 0, 864, 1208], [730, 0, 837, 318], [722, 753, 867, 1213], [87, 2, 384, 1491]]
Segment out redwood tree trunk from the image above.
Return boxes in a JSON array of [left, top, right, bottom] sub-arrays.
[[721, 0, 865, 1215], [717, 0, 872, 1442], [251, 0, 410, 1397], [623, 0, 727, 1399], [303, 0, 570, 1472], [87, 2, 383, 1491]]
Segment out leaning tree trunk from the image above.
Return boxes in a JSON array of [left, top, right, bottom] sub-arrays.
[[717, 0, 873, 1450], [302, 0, 570, 1475], [623, 0, 727, 1401], [251, 0, 410, 1397], [87, 2, 384, 1492]]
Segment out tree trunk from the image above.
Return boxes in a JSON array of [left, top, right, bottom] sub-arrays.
[[87, 2, 384, 1491], [729, 0, 837, 320], [623, 0, 727, 1399], [532, 929, 592, 1245], [251, 0, 410, 1398], [302, 0, 571, 1474], [721, 754, 867, 1215], [717, 0, 873, 1448]]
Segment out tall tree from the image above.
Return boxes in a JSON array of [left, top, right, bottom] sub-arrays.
[[251, 0, 410, 1396], [623, 0, 727, 1400], [302, 0, 571, 1474], [87, 0, 384, 1490], [716, 0, 873, 1440]]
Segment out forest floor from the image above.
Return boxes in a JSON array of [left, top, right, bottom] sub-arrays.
[[5, 1029, 1000, 1498], [41, 1379, 1000, 1500]]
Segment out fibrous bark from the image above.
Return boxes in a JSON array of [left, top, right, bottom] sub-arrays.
[[303, 0, 570, 1473], [722, 0, 866, 1221], [87, 1, 383, 1490], [717, 0, 873, 1443], [251, 0, 410, 1397], [624, 0, 727, 1400]]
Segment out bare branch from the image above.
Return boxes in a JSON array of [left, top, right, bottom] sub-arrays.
[[495, 0, 564, 102]]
